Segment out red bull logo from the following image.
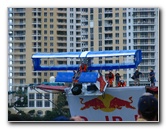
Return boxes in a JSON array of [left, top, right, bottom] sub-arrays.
[[80, 94, 136, 112]]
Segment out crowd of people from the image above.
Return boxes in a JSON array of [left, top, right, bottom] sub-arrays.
[[132, 68, 156, 87]]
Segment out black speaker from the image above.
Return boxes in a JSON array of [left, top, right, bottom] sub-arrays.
[[71, 83, 82, 95]]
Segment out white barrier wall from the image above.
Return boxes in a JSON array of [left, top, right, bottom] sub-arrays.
[[66, 86, 146, 121]]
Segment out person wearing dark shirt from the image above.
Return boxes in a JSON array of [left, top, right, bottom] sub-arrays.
[[149, 68, 155, 87], [115, 71, 121, 87], [137, 92, 158, 121], [133, 69, 143, 86]]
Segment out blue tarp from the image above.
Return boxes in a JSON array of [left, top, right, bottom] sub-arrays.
[[78, 72, 98, 83], [55, 72, 74, 82]]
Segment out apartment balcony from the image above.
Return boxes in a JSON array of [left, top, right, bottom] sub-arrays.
[[12, 25, 26, 30], [57, 14, 67, 19], [133, 14, 156, 18], [11, 14, 26, 18], [133, 28, 155, 32], [81, 31, 88, 35], [9, 62, 26, 67], [57, 45, 67, 49], [57, 27, 67, 30], [141, 49, 155, 52], [57, 21, 67, 25], [12, 8, 26, 13], [104, 8, 113, 13], [32, 8, 42, 12], [10, 58, 26, 62], [133, 8, 155, 12], [57, 8, 67, 12], [76, 27, 81, 31], [133, 35, 155, 39], [104, 37, 112, 40], [81, 11, 88, 14], [134, 42, 155, 46], [142, 56, 155, 59], [133, 21, 155, 25], [10, 70, 26, 73], [10, 22, 26, 25]]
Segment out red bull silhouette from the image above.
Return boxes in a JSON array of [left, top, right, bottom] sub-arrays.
[[80, 94, 136, 112], [80, 98, 106, 110], [109, 96, 135, 109]]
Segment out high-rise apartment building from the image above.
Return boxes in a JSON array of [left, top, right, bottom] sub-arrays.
[[8, 8, 159, 114]]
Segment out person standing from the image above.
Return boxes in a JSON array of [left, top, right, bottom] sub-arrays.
[[133, 69, 143, 86], [149, 68, 155, 87], [107, 71, 114, 87], [115, 71, 121, 87]]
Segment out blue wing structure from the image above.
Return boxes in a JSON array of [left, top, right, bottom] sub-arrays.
[[32, 50, 142, 71]]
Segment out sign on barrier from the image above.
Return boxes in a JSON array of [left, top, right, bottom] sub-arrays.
[[66, 86, 146, 121]]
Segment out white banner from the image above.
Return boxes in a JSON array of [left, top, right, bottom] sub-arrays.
[[66, 86, 146, 121]]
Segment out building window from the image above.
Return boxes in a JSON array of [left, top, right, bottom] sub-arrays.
[[29, 93, 34, 99], [44, 24, 47, 28], [116, 60, 119, 63], [44, 93, 50, 99], [115, 13, 119, 17], [123, 26, 126, 30], [50, 12, 53, 16], [50, 19, 53, 22], [115, 40, 119, 44], [44, 42, 47, 46], [50, 48, 53, 52], [123, 19, 126, 24], [123, 46, 127, 50], [44, 48, 47, 52], [44, 72, 47, 76], [123, 12, 126, 17], [99, 41, 102, 46], [44, 60, 47, 64], [50, 25, 54, 28], [36, 93, 42, 99], [115, 46, 119, 50], [123, 39, 127, 44], [99, 47, 102, 51], [50, 72, 54, 76], [44, 36, 47, 40], [123, 33, 126, 37], [50, 31, 53, 35], [115, 19, 119, 24], [115, 26, 119, 31], [45, 101, 50, 107], [44, 30, 47, 34], [98, 8, 102, 13], [44, 12, 47, 16], [98, 21, 102, 26], [44, 18, 47, 22], [90, 8, 93, 13], [36, 100, 42, 107], [98, 14, 102, 19], [29, 101, 34, 107], [50, 37, 54, 40], [90, 41, 94, 46], [50, 42, 53, 46], [99, 27, 102, 33], [115, 33, 119, 38]]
